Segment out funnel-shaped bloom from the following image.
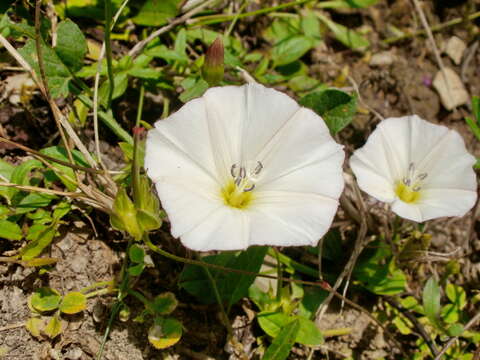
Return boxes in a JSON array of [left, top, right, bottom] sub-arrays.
[[350, 115, 477, 222], [145, 83, 345, 251]]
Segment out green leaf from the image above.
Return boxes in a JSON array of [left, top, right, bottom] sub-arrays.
[[345, 0, 380, 7], [301, 11, 321, 40], [54, 19, 87, 72], [44, 314, 62, 338], [59, 292, 87, 314], [179, 78, 209, 103], [18, 39, 72, 98], [30, 287, 61, 312], [0, 220, 23, 241], [15, 193, 56, 215], [40, 146, 88, 191], [258, 311, 323, 346], [445, 283, 467, 310], [179, 246, 268, 306], [129, 244, 145, 263], [110, 187, 142, 240], [473, 96, 480, 122], [447, 323, 464, 337], [258, 311, 292, 338], [99, 72, 129, 106], [423, 277, 442, 330], [133, 0, 181, 26], [317, 14, 369, 49], [127, 263, 145, 276], [298, 288, 328, 319], [0, 158, 15, 181], [5, 159, 44, 201], [296, 317, 324, 346], [263, 319, 300, 360], [148, 317, 182, 349], [20, 223, 57, 260], [272, 35, 313, 66], [152, 292, 178, 315], [300, 89, 357, 135], [25, 317, 43, 338]]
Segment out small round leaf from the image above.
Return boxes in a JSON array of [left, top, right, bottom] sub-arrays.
[[43, 315, 63, 338], [31, 287, 61, 312], [148, 317, 182, 349], [59, 292, 87, 314], [153, 292, 178, 315]]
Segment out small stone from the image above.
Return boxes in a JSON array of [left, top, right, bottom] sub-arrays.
[[369, 51, 395, 67], [432, 67, 469, 110], [444, 36, 466, 65]]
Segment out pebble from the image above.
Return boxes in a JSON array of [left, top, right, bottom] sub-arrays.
[[432, 67, 469, 110]]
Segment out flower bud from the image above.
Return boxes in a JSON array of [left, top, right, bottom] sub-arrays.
[[202, 37, 224, 86]]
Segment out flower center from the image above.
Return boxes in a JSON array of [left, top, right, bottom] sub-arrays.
[[221, 161, 263, 209], [395, 162, 428, 204]]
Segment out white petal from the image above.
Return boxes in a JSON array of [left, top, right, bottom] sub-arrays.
[[349, 117, 412, 202], [145, 130, 222, 237], [247, 190, 339, 246], [240, 83, 301, 162], [349, 156, 396, 202], [255, 107, 343, 187], [151, 97, 218, 181], [419, 130, 476, 191], [202, 86, 248, 181], [416, 188, 477, 221], [259, 150, 345, 199], [180, 207, 249, 251], [391, 199, 423, 222]]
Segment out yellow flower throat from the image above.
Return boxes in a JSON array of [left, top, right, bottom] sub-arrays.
[[221, 181, 254, 209], [221, 162, 263, 209], [394, 162, 428, 204]]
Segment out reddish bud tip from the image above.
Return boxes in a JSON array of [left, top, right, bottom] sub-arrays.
[[202, 37, 224, 86]]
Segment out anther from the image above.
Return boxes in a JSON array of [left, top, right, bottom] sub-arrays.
[[413, 185, 421, 192], [254, 161, 263, 175], [244, 184, 255, 192], [230, 164, 237, 178], [239, 167, 246, 179], [403, 178, 411, 186], [417, 173, 428, 180]]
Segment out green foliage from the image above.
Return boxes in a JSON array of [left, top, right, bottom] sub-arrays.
[[59, 292, 87, 314], [179, 247, 268, 307], [262, 319, 300, 360], [300, 89, 357, 134], [132, 0, 181, 26], [423, 277, 442, 330], [148, 317, 182, 349]]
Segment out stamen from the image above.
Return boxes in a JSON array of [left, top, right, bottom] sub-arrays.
[[244, 184, 255, 192], [254, 161, 263, 175], [403, 177, 411, 186], [417, 173, 428, 180], [239, 167, 246, 179], [413, 185, 421, 192], [230, 164, 237, 178]]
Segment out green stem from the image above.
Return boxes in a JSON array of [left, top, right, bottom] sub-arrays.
[[104, 0, 115, 108], [274, 248, 283, 301], [382, 11, 480, 45], [191, 0, 317, 26], [81, 280, 114, 294], [132, 83, 145, 205], [76, 93, 133, 144], [85, 287, 116, 299], [197, 255, 233, 338], [96, 238, 132, 360], [126, 288, 155, 313]]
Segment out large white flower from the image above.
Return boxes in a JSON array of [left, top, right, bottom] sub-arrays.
[[350, 115, 477, 222], [145, 83, 345, 251]]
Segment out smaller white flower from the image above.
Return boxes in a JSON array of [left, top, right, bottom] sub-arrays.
[[350, 115, 477, 222]]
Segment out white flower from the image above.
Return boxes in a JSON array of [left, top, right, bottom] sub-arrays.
[[350, 115, 477, 222], [145, 83, 345, 251]]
